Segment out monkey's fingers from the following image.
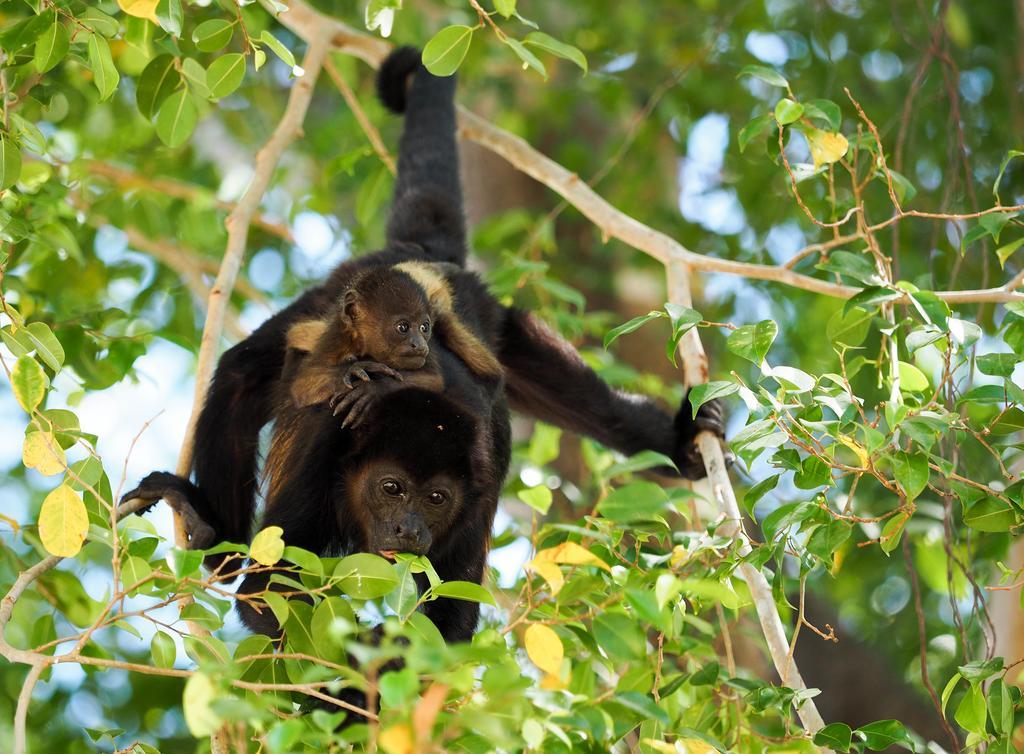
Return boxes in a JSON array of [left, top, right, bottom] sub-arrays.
[[340, 392, 375, 429], [364, 363, 402, 381], [332, 386, 365, 418], [351, 368, 370, 383]]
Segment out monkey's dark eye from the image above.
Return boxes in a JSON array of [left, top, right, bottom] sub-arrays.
[[396, 321, 410, 334], [420, 321, 431, 335], [427, 490, 447, 506], [380, 479, 404, 496]]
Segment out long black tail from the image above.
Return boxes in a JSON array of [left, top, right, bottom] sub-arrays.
[[379, 46, 467, 266]]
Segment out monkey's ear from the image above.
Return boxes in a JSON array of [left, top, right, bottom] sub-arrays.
[[287, 320, 328, 352], [341, 289, 360, 323]]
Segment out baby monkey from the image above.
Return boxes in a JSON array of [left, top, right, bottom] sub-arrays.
[[284, 262, 501, 424]]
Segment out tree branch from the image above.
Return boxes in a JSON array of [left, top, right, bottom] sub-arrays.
[[667, 260, 829, 741]]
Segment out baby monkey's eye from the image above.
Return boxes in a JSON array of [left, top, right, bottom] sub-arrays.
[[396, 321, 410, 334], [427, 490, 447, 506], [381, 479, 403, 496], [420, 321, 431, 335]]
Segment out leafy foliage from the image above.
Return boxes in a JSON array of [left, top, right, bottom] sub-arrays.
[[0, 1, 1022, 753]]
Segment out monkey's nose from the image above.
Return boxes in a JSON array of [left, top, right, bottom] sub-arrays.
[[394, 520, 431, 553]]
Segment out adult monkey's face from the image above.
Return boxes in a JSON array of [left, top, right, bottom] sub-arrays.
[[346, 459, 464, 557], [340, 387, 478, 559]]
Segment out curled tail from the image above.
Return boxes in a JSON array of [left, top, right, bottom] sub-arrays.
[[377, 46, 424, 114]]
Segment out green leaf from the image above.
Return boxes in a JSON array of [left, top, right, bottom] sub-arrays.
[[151, 630, 176, 669], [954, 684, 987, 734], [880, 512, 909, 554], [794, 455, 831, 489], [335, 553, 400, 599], [430, 580, 496, 606], [803, 99, 842, 130], [993, 150, 1024, 204], [816, 251, 880, 285], [505, 38, 547, 79], [855, 720, 909, 751], [995, 236, 1024, 268], [688, 381, 738, 418], [774, 98, 804, 125], [979, 211, 1014, 243], [260, 30, 296, 68], [207, 53, 246, 98], [976, 353, 1018, 377], [281, 545, 324, 575], [814, 722, 853, 752], [87, 33, 120, 101], [80, 8, 119, 37], [891, 452, 929, 501], [826, 306, 873, 347], [168, 547, 203, 578], [738, 113, 776, 153], [0, 133, 23, 190], [593, 611, 646, 661], [604, 310, 665, 349], [988, 679, 1014, 734], [897, 361, 929, 392], [963, 498, 1017, 532], [155, 0, 183, 37], [12, 355, 46, 412], [941, 673, 961, 715], [738, 64, 788, 88], [23, 322, 64, 371], [959, 657, 1004, 683], [664, 304, 702, 364], [727, 320, 777, 365], [422, 25, 474, 77], [155, 89, 198, 148], [192, 20, 234, 52], [806, 519, 852, 560], [843, 285, 900, 314], [597, 480, 670, 522], [517, 486, 552, 514], [137, 55, 181, 119], [34, 19, 69, 73], [494, 0, 516, 18], [523, 32, 587, 73], [742, 474, 780, 513]]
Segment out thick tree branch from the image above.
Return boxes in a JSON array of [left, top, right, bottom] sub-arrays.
[[667, 260, 829, 741]]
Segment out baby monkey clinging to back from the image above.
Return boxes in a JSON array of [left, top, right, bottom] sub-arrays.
[[285, 261, 502, 415]]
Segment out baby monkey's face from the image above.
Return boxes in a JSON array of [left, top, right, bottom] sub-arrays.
[[373, 302, 433, 370]]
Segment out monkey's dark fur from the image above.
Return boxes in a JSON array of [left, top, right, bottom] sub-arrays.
[[124, 46, 726, 644]]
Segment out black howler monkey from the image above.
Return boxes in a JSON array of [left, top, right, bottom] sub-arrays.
[[124, 46, 726, 643]]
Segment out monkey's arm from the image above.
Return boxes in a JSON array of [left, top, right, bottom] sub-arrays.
[[498, 308, 726, 479], [377, 47, 466, 266]]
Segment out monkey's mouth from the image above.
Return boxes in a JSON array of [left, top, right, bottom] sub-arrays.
[[378, 550, 398, 560]]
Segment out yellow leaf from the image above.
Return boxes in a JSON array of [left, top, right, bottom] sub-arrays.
[[679, 739, 718, 754], [38, 484, 88, 557], [533, 541, 610, 570], [670, 544, 689, 568], [378, 723, 414, 754], [836, 434, 869, 467], [539, 671, 568, 690], [23, 431, 66, 476], [250, 525, 285, 565], [524, 623, 563, 676], [118, 0, 159, 23], [807, 128, 849, 169], [527, 560, 564, 595], [183, 673, 221, 737]]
